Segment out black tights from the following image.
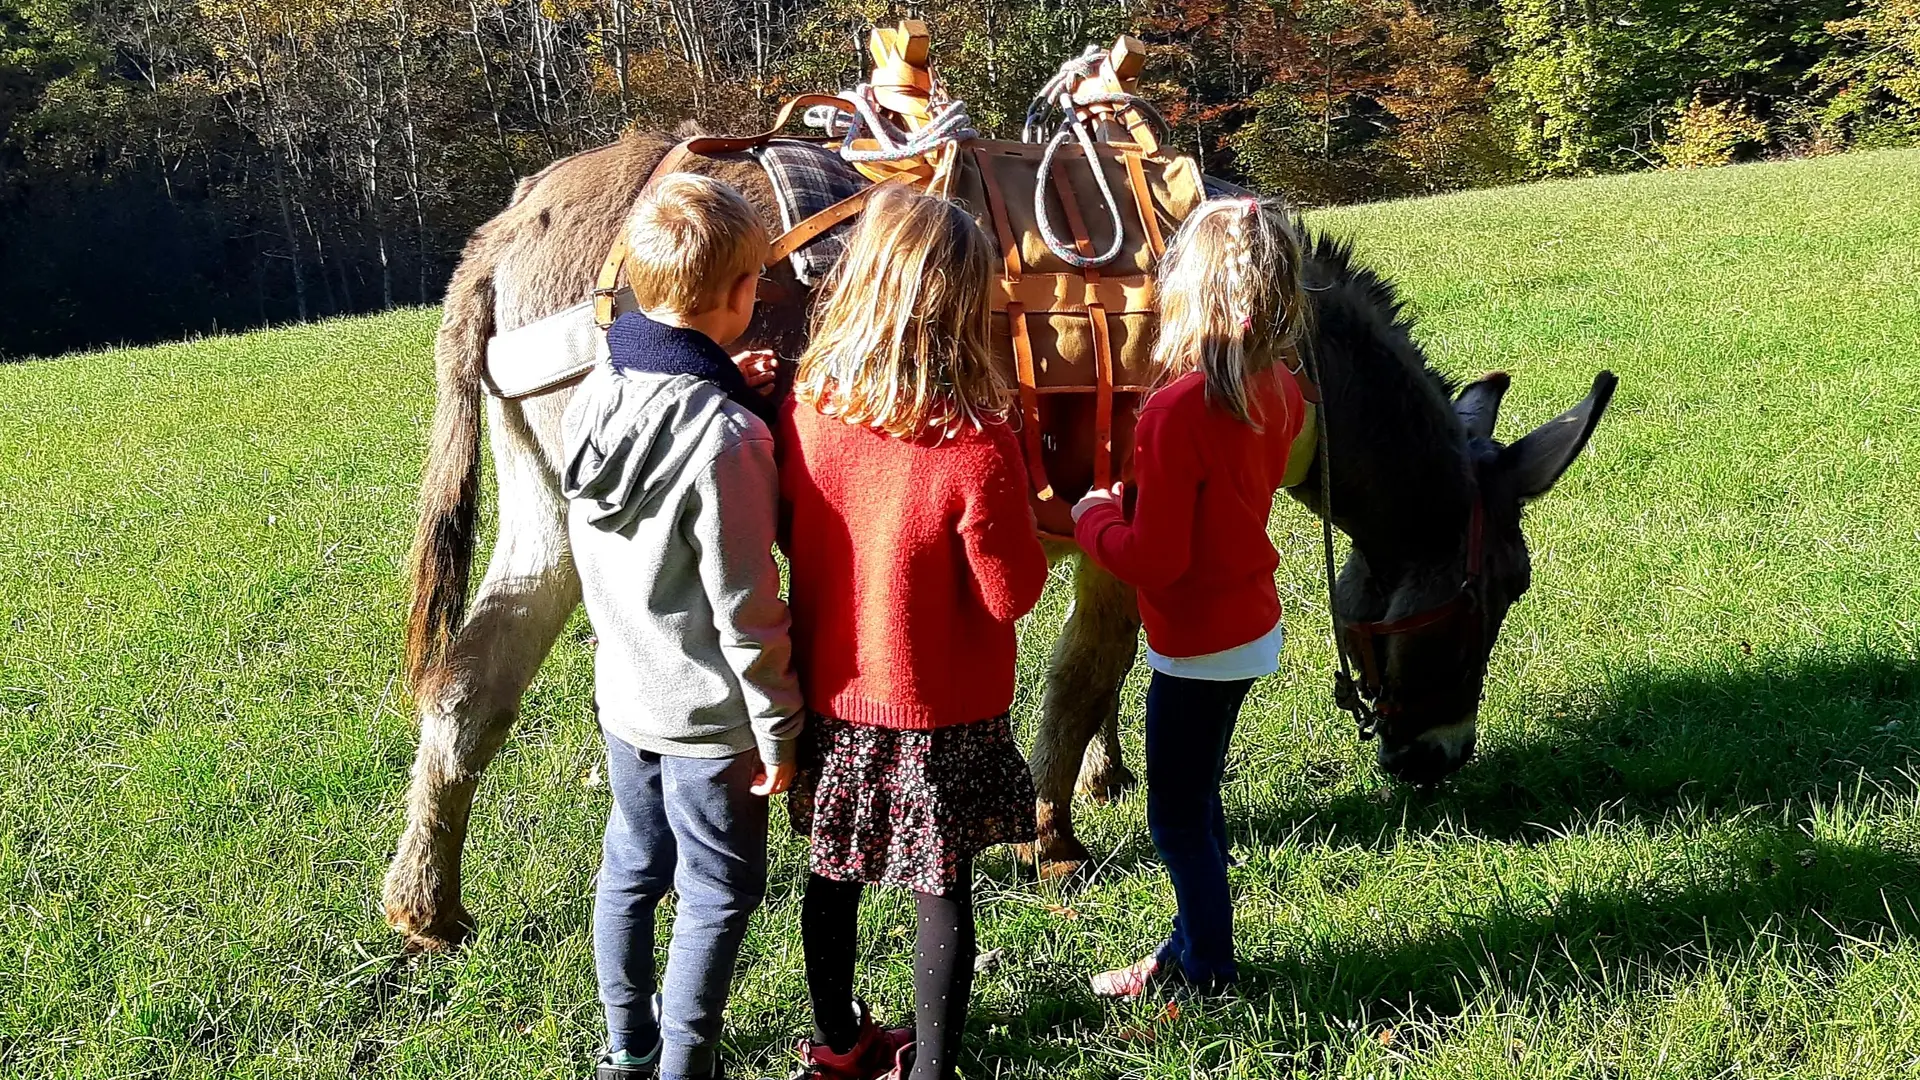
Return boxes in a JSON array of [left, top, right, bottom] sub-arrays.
[[802, 868, 975, 1080]]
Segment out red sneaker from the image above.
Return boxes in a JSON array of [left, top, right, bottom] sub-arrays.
[[870, 1037, 916, 1080], [791, 1000, 915, 1080]]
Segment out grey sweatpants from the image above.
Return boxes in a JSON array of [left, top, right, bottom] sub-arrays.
[[596, 730, 768, 1080]]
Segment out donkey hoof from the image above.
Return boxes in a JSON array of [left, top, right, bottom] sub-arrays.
[[381, 867, 474, 951], [1076, 763, 1139, 803], [1037, 856, 1085, 880], [1018, 833, 1092, 880], [386, 902, 474, 953]]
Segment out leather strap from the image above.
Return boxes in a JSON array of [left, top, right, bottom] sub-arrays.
[[593, 233, 632, 330], [766, 177, 904, 266], [665, 94, 852, 161], [1048, 149, 1116, 490], [600, 102, 855, 328], [974, 145, 1053, 501], [1124, 150, 1165, 259], [975, 147, 1023, 282], [1007, 305, 1054, 501]]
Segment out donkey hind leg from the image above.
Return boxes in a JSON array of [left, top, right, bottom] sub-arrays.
[[383, 412, 579, 950], [1075, 682, 1138, 802], [1026, 554, 1141, 878]]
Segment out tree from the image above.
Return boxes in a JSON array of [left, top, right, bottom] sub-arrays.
[[1496, 0, 1855, 176], [1813, 0, 1920, 148]]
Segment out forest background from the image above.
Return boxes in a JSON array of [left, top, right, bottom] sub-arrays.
[[2, 0, 1916, 358]]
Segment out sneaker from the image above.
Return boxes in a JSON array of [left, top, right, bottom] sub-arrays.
[[791, 999, 914, 1079], [872, 1039, 915, 1080], [596, 1044, 660, 1080], [597, 994, 664, 1079]]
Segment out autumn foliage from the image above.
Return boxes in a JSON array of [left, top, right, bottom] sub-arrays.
[[1, 0, 1914, 357]]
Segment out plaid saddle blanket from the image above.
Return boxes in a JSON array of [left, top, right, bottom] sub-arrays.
[[753, 139, 866, 286]]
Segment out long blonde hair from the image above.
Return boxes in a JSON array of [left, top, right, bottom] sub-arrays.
[[793, 185, 1011, 439], [1151, 196, 1311, 425]]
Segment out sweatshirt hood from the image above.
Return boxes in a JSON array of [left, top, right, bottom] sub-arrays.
[[561, 366, 735, 532]]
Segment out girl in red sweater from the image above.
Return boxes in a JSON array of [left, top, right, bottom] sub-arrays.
[[1072, 197, 1311, 998], [778, 186, 1050, 1080]]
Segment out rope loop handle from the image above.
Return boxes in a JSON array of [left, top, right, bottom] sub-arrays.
[[1024, 47, 1170, 270], [1033, 97, 1130, 269]]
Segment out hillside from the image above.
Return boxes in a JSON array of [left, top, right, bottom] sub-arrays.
[[2, 149, 1918, 1079]]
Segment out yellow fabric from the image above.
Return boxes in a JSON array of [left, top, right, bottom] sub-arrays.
[[1283, 402, 1319, 490]]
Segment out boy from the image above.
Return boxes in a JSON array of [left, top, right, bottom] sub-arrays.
[[561, 173, 801, 1080]]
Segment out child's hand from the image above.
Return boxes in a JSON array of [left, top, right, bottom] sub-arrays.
[[750, 755, 797, 797], [1071, 482, 1124, 524], [732, 349, 779, 396]]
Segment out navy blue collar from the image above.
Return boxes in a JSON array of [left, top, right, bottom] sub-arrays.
[[605, 312, 774, 423]]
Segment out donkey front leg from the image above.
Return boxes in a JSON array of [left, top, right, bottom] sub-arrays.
[[1027, 553, 1141, 878], [383, 405, 580, 950]]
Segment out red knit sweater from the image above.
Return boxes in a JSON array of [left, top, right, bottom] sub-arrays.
[[1074, 368, 1307, 658], [777, 398, 1051, 730]]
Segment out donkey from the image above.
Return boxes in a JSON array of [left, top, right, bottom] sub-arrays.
[[381, 129, 1614, 949]]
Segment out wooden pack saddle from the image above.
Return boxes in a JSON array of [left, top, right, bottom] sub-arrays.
[[595, 25, 1312, 539]]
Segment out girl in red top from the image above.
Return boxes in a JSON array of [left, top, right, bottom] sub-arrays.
[[1071, 196, 1311, 998], [778, 186, 1050, 1080]]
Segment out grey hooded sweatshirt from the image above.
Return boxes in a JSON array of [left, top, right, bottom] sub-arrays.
[[561, 353, 803, 767]]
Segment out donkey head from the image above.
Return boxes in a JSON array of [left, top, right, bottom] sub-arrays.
[[1339, 370, 1617, 785]]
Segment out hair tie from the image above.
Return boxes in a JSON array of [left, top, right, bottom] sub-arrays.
[[1240, 197, 1259, 215]]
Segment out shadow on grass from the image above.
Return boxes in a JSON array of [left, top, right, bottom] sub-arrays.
[[1052, 649, 1919, 882], [1244, 828, 1920, 1034], [959, 829, 1920, 1073], [1240, 648, 1920, 850]]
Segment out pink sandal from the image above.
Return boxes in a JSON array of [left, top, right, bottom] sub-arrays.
[[1090, 953, 1169, 1000]]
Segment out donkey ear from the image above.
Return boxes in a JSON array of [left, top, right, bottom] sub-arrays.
[[1454, 371, 1511, 440], [1500, 371, 1617, 500]]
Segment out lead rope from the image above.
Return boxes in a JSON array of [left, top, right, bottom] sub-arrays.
[[1301, 339, 1382, 740]]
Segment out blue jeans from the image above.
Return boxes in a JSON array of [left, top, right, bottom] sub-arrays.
[[595, 730, 768, 1080], [1144, 671, 1253, 988]]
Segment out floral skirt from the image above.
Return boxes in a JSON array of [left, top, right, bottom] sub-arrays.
[[788, 711, 1037, 895]]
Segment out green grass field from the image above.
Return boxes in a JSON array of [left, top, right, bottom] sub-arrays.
[[4, 148, 1919, 1079]]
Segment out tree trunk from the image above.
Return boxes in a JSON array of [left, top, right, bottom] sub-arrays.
[[273, 152, 309, 323]]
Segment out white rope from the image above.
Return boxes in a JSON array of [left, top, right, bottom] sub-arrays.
[[795, 48, 1180, 272], [1023, 47, 1104, 143], [803, 103, 852, 138], [1033, 96, 1128, 269], [1024, 47, 1170, 270], [805, 83, 978, 165]]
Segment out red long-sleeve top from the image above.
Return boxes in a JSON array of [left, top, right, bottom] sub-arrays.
[[1074, 368, 1307, 658], [777, 397, 1051, 730]]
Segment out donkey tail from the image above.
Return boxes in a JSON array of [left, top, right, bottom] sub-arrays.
[[405, 230, 495, 693]]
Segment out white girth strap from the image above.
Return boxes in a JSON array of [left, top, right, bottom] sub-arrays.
[[483, 301, 605, 399]]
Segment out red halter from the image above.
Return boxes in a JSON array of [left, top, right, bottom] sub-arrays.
[[1333, 494, 1488, 738]]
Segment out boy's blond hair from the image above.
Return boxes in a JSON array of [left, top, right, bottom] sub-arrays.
[[793, 186, 1010, 439], [624, 174, 769, 316], [1151, 196, 1312, 425]]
